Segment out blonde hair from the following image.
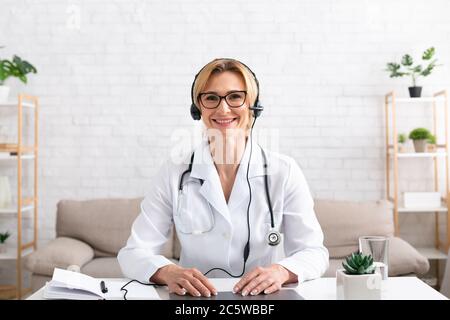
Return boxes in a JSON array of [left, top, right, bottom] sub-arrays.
[[192, 58, 259, 129]]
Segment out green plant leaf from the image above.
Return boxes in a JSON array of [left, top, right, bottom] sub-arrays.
[[13, 55, 37, 74], [411, 65, 422, 73], [409, 128, 431, 140], [401, 54, 413, 66], [421, 60, 437, 76], [422, 47, 435, 60], [386, 62, 406, 78], [343, 263, 357, 274], [346, 257, 358, 270]]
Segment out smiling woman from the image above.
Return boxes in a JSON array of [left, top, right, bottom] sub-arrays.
[[118, 58, 329, 299], [192, 59, 259, 131]]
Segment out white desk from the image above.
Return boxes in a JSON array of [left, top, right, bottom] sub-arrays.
[[27, 277, 447, 300]]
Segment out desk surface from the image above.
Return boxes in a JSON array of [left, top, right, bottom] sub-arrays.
[[27, 276, 447, 300]]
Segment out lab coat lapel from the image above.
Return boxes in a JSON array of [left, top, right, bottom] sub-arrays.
[[190, 139, 231, 225]]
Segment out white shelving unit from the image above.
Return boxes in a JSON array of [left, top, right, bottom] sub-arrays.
[[0, 94, 39, 299], [384, 90, 450, 262]]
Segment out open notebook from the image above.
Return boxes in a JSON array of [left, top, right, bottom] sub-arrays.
[[43, 268, 160, 300]]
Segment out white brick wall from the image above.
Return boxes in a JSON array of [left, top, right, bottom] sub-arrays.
[[1, 0, 450, 278]]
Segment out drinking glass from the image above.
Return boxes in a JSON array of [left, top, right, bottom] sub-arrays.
[[359, 236, 389, 280]]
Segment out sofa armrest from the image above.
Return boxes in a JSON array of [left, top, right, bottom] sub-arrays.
[[389, 237, 430, 276], [24, 237, 95, 276]]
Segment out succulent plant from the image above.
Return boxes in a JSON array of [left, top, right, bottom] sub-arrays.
[[409, 127, 431, 141], [0, 231, 10, 243], [427, 134, 437, 145], [398, 133, 407, 144], [342, 252, 376, 275]]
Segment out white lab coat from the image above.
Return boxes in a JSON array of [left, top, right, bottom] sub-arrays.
[[118, 137, 329, 283]]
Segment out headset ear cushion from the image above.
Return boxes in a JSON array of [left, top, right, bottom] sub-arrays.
[[252, 103, 263, 118], [190, 104, 201, 120]]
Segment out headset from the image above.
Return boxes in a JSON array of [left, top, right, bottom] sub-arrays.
[[190, 58, 264, 121], [182, 58, 281, 278]]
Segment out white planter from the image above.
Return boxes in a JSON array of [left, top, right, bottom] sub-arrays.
[[0, 243, 7, 253], [336, 269, 381, 300], [0, 85, 10, 103], [413, 139, 427, 152]]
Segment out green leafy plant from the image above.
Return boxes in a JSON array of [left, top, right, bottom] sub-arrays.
[[398, 133, 407, 144], [342, 251, 375, 275], [0, 231, 11, 243], [409, 128, 432, 141], [386, 47, 440, 87], [0, 55, 37, 85], [428, 134, 436, 144]]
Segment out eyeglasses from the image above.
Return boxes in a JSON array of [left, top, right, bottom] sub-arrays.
[[198, 90, 247, 109]]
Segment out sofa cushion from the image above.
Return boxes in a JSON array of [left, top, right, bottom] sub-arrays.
[[56, 198, 144, 256], [24, 237, 94, 276], [323, 237, 429, 277], [388, 237, 430, 275], [314, 199, 395, 258], [81, 257, 124, 278]]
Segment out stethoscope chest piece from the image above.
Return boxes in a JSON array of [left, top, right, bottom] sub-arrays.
[[267, 229, 281, 246]]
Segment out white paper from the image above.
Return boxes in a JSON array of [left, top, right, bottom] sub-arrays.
[[209, 278, 240, 292], [44, 268, 160, 300]]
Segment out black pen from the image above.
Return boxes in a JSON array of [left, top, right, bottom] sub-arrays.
[[100, 280, 108, 293]]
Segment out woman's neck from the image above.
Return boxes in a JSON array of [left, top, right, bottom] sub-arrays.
[[207, 130, 248, 175]]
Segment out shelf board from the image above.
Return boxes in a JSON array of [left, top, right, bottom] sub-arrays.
[[0, 246, 33, 260], [390, 152, 447, 158], [0, 100, 35, 109], [388, 199, 448, 212], [0, 205, 34, 214], [391, 97, 444, 103], [416, 247, 448, 260], [0, 144, 36, 152], [397, 206, 447, 213], [0, 152, 35, 160]]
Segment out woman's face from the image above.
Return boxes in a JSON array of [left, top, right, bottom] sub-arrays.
[[199, 71, 250, 134]]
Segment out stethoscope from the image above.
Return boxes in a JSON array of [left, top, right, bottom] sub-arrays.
[[177, 131, 281, 278]]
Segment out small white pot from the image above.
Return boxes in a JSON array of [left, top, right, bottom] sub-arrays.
[[0, 243, 7, 254], [0, 85, 10, 103], [336, 269, 381, 300]]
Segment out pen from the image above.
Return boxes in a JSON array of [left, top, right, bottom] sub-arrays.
[[100, 280, 108, 293]]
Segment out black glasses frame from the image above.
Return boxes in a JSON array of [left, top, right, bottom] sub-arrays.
[[198, 90, 247, 109]]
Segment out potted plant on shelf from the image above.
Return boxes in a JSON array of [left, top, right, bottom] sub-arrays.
[[409, 127, 431, 153], [0, 49, 37, 102], [427, 134, 437, 153], [0, 231, 11, 253], [336, 251, 381, 300], [385, 47, 440, 98], [398, 133, 407, 152]]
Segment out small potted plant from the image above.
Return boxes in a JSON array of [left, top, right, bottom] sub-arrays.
[[0, 49, 37, 102], [336, 251, 381, 300], [409, 128, 431, 153], [386, 47, 440, 98], [398, 133, 407, 152], [427, 134, 437, 153], [0, 231, 11, 253]]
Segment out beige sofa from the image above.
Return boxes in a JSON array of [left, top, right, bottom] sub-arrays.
[[24, 198, 429, 293]]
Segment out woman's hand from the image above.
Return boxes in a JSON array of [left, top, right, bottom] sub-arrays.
[[150, 264, 217, 297], [233, 264, 296, 296]]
